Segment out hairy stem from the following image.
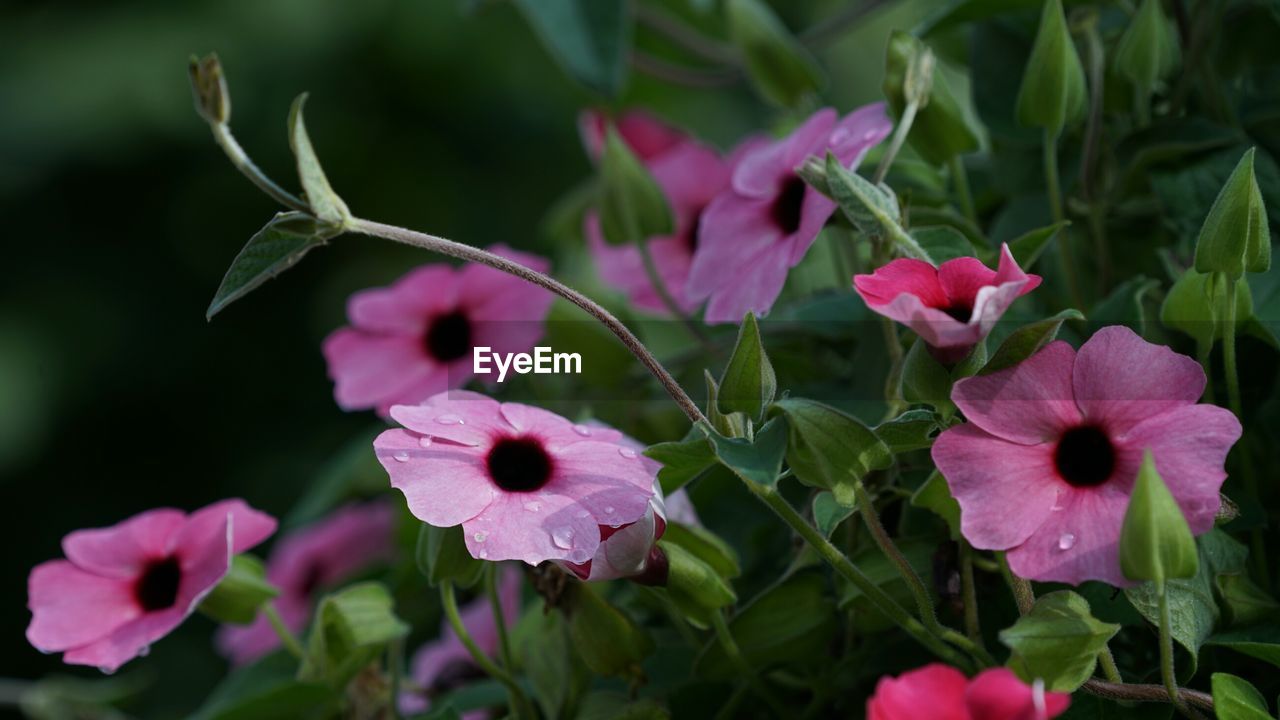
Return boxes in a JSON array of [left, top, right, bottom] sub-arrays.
[[485, 565, 516, 674], [1044, 129, 1083, 309], [441, 580, 533, 720], [209, 123, 309, 214], [874, 100, 919, 185], [636, 237, 710, 346], [1081, 679, 1213, 714], [1097, 645, 1123, 683], [633, 3, 739, 65], [1223, 276, 1268, 589], [711, 609, 791, 718], [264, 603, 306, 661], [959, 541, 981, 643], [349, 217, 707, 425], [949, 156, 976, 224], [999, 554, 1035, 615], [1158, 585, 1194, 718]]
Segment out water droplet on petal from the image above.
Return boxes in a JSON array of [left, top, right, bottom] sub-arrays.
[[436, 414, 463, 425], [393, 451, 410, 463], [138, 645, 151, 658], [551, 527, 574, 549], [572, 424, 592, 437], [524, 501, 542, 512], [1058, 533, 1076, 550], [830, 128, 850, 145], [473, 531, 488, 543], [575, 510, 591, 519], [604, 505, 614, 514], [418, 436, 434, 448], [570, 549, 590, 563], [862, 129, 879, 142], [617, 447, 638, 459], [478, 549, 489, 559]]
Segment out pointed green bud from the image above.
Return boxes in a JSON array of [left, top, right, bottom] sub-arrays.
[[198, 554, 279, 624], [1193, 148, 1272, 279], [1114, 0, 1180, 93], [188, 53, 230, 124], [659, 540, 737, 629], [1016, 0, 1087, 134], [1120, 450, 1200, 585], [883, 31, 978, 166], [718, 313, 776, 421], [598, 125, 673, 246]]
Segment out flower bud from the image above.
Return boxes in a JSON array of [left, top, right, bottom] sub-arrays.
[[557, 481, 670, 582], [1193, 148, 1272, 280], [198, 554, 279, 624], [660, 540, 736, 628], [416, 524, 485, 589], [1016, 0, 1087, 134], [1114, 0, 1180, 93], [1119, 451, 1199, 585], [883, 31, 978, 166], [188, 53, 230, 125], [1159, 267, 1252, 347]]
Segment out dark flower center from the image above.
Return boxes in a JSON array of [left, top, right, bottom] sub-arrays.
[[486, 436, 554, 492], [424, 310, 472, 362], [684, 208, 705, 253], [299, 562, 326, 596], [432, 659, 486, 694], [1054, 425, 1116, 487], [771, 176, 807, 235], [134, 556, 182, 612], [943, 302, 974, 323]]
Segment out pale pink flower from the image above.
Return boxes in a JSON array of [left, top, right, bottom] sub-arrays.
[[854, 244, 1041, 361], [687, 103, 893, 323], [868, 664, 1070, 720], [26, 500, 276, 673], [216, 500, 396, 665], [374, 391, 658, 566], [399, 567, 523, 718], [322, 246, 554, 416], [932, 326, 1241, 585]]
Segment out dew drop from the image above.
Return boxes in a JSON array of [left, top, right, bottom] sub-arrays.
[[572, 424, 592, 437], [604, 505, 614, 514], [862, 129, 880, 142], [418, 436, 434, 448], [393, 451, 410, 463], [617, 447, 638, 459], [830, 128, 850, 145], [570, 549, 591, 563], [575, 510, 591, 519], [524, 501, 542, 513], [436, 414, 464, 425], [473, 531, 488, 543], [1058, 533, 1076, 550], [138, 645, 151, 658], [478, 549, 489, 559], [551, 527, 574, 549]]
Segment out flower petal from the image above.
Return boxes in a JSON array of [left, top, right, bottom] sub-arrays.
[[854, 258, 948, 308], [1073, 326, 1206, 435], [61, 509, 185, 579], [462, 490, 603, 565], [390, 391, 512, 446], [829, 102, 893, 168], [176, 499, 276, 557], [937, 257, 998, 309], [323, 329, 435, 411], [965, 667, 1070, 719], [732, 109, 836, 198], [375, 429, 496, 527], [701, 244, 793, 323], [867, 663, 969, 720], [347, 266, 456, 334], [1006, 481, 1132, 586], [951, 341, 1083, 444], [686, 194, 785, 303], [61, 607, 188, 673], [932, 424, 1060, 551], [26, 560, 140, 654]]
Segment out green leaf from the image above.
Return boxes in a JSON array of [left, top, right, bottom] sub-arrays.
[[416, 523, 484, 589], [875, 409, 939, 453], [824, 152, 902, 235], [1194, 148, 1272, 279], [900, 337, 954, 413], [910, 226, 976, 263], [644, 434, 717, 495], [577, 692, 671, 720], [1217, 572, 1280, 628], [1125, 529, 1248, 672], [704, 370, 747, 438], [694, 571, 836, 681], [1212, 673, 1272, 720], [1113, 0, 1180, 93], [207, 212, 341, 319], [598, 125, 673, 245], [512, 0, 630, 96], [662, 521, 741, 580], [883, 31, 979, 166], [911, 470, 962, 540], [703, 417, 788, 488], [981, 309, 1083, 375], [1120, 451, 1199, 585], [517, 608, 586, 720], [1160, 267, 1253, 347], [198, 554, 279, 625], [567, 582, 654, 678], [915, 0, 1042, 38], [1006, 220, 1070, 270], [998, 590, 1121, 692], [838, 539, 935, 632], [189, 652, 335, 720], [812, 491, 856, 538], [1015, 0, 1087, 133], [659, 540, 737, 628], [1088, 275, 1160, 335], [767, 398, 892, 503], [718, 314, 777, 421], [298, 582, 410, 688], [287, 94, 349, 226], [725, 0, 821, 108], [1208, 625, 1280, 668]]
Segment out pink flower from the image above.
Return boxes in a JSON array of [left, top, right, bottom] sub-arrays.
[[687, 103, 893, 323], [322, 245, 555, 416], [400, 567, 523, 718], [932, 326, 1241, 585], [854, 244, 1041, 360], [578, 109, 688, 163], [374, 391, 659, 566], [559, 479, 667, 582], [869, 664, 1070, 720], [216, 501, 396, 665], [26, 499, 276, 673]]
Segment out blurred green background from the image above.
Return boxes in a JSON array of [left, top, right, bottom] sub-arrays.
[[0, 0, 932, 715]]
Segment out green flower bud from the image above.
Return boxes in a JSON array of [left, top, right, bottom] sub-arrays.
[[1016, 0, 1088, 134], [598, 125, 673, 246], [1120, 451, 1200, 585], [883, 31, 979, 166], [188, 53, 230, 125], [198, 554, 279, 624], [1193, 148, 1272, 280], [416, 524, 485, 589], [1114, 0, 1180, 93], [659, 540, 737, 629]]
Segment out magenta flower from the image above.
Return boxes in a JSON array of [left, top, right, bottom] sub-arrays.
[[26, 499, 276, 673], [400, 567, 523, 718], [854, 244, 1041, 361], [375, 391, 658, 565], [868, 664, 1070, 720], [932, 326, 1241, 585], [687, 103, 893, 323], [216, 500, 395, 665], [322, 245, 555, 416], [578, 109, 688, 163]]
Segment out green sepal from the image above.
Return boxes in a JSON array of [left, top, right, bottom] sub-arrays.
[[198, 554, 280, 625], [1015, 0, 1087, 133], [1120, 450, 1200, 585], [288, 93, 350, 226], [298, 582, 410, 688], [1193, 148, 1272, 279], [658, 540, 737, 629], [416, 523, 485, 589], [1113, 0, 1180, 93], [718, 313, 777, 422]]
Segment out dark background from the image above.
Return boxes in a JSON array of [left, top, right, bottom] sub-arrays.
[[0, 0, 918, 715]]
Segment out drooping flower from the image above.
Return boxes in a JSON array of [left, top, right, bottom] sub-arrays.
[[216, 500, 396, 665], [932, 326, 1241, 585], [868, 664, 1070, 720], [854, 244, 1041, 361], [322, 246, 555, 416], [27, 500, 277, 673], [399, 567, 523, 718], [374, 391, 658, 566], [688, 103, 893, 323], [578, 109, 688, 163]]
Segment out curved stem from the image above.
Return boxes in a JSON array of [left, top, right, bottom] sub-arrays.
[[636, 238, 711, 346], [264, 603, 306, 661], [873, 99, 919, 185], [1082, 679, 1213, 713], [349, 217, 707, 425], [633, 3, 739, 65], [1044, 129, 1083, 309], [800, 0, 892, 48], [1097, 645, 1123, 683], [1223, 276, 1268, 589], [485, 565, 515, 674], [959, 541, 981, 643], [710, 609, 791, 719], [999, 553, 1035, 615], [209, 123, 309, 214], [949, 156, 976, 224], [441, 580, 534, 720], [854, 483, 938, 629], [1157, 585, 1195, 718], [631, 51, 738, 87]]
